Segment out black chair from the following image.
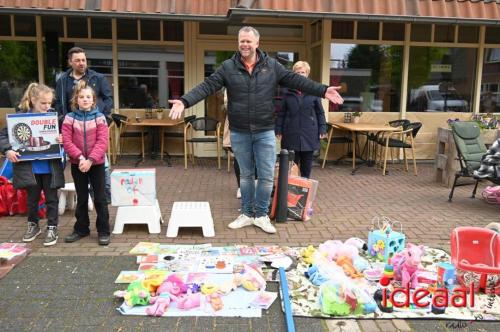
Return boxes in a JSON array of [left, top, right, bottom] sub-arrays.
[[184, 117, 221, 169], [378, 122, 422, 175], [369, 119, 410, 164], [321, 123, 353, 168], [111, 113, 147, 159], [163, 115, 196, 139]]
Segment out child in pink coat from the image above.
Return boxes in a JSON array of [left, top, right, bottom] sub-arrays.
[[62, 81, 110, 245]]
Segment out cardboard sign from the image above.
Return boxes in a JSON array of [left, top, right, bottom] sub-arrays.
[[6, 112, 62, 161], [111, 168, 156, 206]]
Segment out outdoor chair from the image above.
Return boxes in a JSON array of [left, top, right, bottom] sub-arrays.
[[449, 121, 500, 202], [377, 122, 422, 176], [184, 117, 221, 170], [321, 123, 353, 168], [369, 119, 410, 164], [163, 115, 196, 139], [111, 113, 147, 160]]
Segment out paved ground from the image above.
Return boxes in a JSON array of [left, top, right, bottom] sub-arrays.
[[0, 156, 499, 331]]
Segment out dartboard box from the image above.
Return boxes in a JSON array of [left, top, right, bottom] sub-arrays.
[[6, 112, 62, 161]]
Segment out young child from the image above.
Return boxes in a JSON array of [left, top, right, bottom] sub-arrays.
[[0, 83, 65, 246], [62, 81, 110, 245]]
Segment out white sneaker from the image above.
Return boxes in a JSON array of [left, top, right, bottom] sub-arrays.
[[253, 215, 276, 234], [236, 188, 241, 199], [228, 214, 254, 229]]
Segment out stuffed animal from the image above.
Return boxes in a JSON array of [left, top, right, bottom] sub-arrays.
[[146, 293, 171, 316], [390, 243, 425, 289], [345, 237, 368, 252], [146, 274, 188, 316], [177, 291, 201, 310], [114, 280, 150, 307], [300, 245, 317, 264]]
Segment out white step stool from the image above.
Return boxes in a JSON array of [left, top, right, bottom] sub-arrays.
[[112, 199, 163, 234], [58, 182, 94, 216], [166, 201, 215, 237]]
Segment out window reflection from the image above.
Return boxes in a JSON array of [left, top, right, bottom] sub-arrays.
[[329, 44, 403, 112], [407, 47, 475, 112], [480, 48, 500, 113], [0, 41, 38, 107]]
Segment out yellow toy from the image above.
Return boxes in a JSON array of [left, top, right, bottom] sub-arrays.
[[301, 245, 316, 264]]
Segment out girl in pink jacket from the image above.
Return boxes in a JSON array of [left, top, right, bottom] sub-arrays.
[[62, 81, 110, 245]]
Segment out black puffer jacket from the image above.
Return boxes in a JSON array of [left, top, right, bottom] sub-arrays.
[[181, 49, 328, 133], [0, 127, 65, 189]]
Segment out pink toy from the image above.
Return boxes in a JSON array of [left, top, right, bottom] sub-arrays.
[[146, 274, 188, 316], [318, 240, 359, 262], [390, 243, 425, 289], [146, 294, 171, 316], [177, 291, 201, 310]]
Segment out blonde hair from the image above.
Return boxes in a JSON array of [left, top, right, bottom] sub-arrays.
[[17, 83, 54, 112], [71, 80, 96, 111], [292, 61, 311, 76]]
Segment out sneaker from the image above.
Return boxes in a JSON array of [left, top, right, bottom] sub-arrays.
[[22, 222, 41, 242], [228, 214, 254, 229], [253, 215, 276, 234], [236, 188, 241, 199], [43, 226, 58, 246]]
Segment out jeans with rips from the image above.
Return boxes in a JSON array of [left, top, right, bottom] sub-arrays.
[[230, 130, 276, 218]]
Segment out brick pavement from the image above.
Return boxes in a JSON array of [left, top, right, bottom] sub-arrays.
[[0, 156, 499, 331]]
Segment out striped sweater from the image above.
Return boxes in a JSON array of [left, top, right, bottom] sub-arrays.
[[62, 108, 109, 165]]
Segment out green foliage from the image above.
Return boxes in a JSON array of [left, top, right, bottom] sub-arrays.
[[0, 41, 38, 81]]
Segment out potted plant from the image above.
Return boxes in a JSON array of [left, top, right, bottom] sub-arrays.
[[352, 110, 363, 123], [156, 108, 165, 120]]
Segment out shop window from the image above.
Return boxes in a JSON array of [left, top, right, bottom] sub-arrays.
[[67, 17, 88, 38], [141, 20, 161, 41], [14, 15, 35, 37], [382, 23, 404, 41], [480, 48, 500, 113], [407, 47, 476, 113], [0, 41, 38, 107], [458, 26, 479, 43], [91, 18, 112, 39], [411, 24, 431, 42], [0, 15, 11, 36], [331, 21, 354, 39], [357, 22, 379, 40], [42, 16, 63, 36], [485, 27, 500, 44], [164, 21, 183, 41], [435, 25, 455, 43], [329, 43, 403, 113], [117, 19, 138, 40]]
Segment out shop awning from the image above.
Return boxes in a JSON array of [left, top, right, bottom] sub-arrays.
[[0, 0, 499, 23]]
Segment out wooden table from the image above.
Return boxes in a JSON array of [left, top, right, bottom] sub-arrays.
[[329, 122, 401, 174], [127, 118, 183, 166]]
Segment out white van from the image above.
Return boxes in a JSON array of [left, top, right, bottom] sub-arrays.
[[409, 85, 468, 112]]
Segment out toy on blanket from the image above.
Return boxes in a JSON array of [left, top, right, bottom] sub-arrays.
[[177, 290, 202, 310], [389, 243, 425, 289], [146, 274, 187, 316], [114, 280, 151, 307], [319, 281, 377, 316], [368, 216, 405, 261], [300, 245, 317, 264], [318, 240, 369, 275], [234, 264, 266, 291]]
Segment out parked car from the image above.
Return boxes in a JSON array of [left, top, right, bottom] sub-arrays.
[[409, 85, 468, 112]]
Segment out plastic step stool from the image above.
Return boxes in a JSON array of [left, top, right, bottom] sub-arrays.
[[112, 199, 163, 234], [166, 201, 215, 237], [58, 182, 94, 216]]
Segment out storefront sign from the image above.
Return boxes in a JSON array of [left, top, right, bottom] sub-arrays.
[[431, 64, 452, 73]]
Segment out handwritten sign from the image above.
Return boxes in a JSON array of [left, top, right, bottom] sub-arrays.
[[111, 168, 156, 206]]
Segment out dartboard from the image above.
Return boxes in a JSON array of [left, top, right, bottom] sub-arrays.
[[12, 123, 32, 143]]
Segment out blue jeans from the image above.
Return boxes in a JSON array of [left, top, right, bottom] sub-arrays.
[[231, 130, 276, 218]]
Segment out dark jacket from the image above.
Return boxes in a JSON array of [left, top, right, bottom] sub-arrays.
[[275, 89, 327, 152], [181, 49, 327, 133], [55, 68, 113, 119], [0, 127, 65, 189]]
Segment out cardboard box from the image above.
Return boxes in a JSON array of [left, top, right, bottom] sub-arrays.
[[111, 168, 156, 206]]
